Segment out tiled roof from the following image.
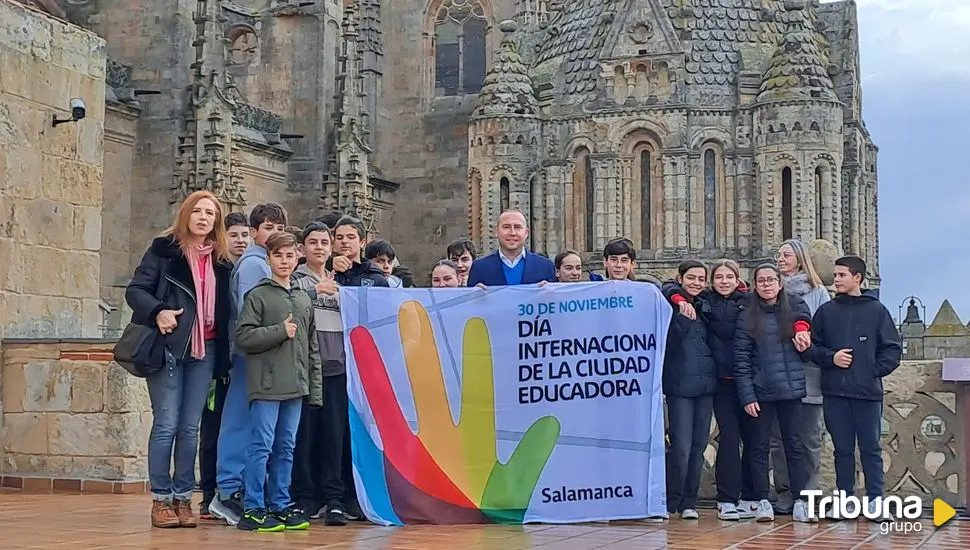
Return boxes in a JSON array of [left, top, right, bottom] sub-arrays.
[[757, 1, 837, 102], [533, 0, 614, 105], [669, 0, 784, 86], [474, 21, 538, 117]]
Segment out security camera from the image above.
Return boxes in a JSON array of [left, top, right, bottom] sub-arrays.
[[70, 98, 86, 121], [52, 98, 87, 127]]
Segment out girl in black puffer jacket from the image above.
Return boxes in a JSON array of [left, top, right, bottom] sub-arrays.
[[660, 260, 718, 520], [734, 263, 815, 524]]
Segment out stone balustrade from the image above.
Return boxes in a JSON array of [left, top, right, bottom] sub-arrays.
[[0, 339, 966, 506]]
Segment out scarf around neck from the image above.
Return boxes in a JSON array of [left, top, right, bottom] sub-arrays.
[[783, 271, 813, 297], [184, 242, 216, 360]]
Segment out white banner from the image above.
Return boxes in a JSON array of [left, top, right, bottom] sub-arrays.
[[340, 281, 672, 525]]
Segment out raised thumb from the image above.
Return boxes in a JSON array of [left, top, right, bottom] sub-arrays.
[[285, 314, 293, 323], [174, 308, 184, 315]]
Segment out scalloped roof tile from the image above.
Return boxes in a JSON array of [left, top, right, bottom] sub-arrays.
[[533, 0, 613, 105], [669, 0, 784, 86], [474, 24, 538, 117], [757, 3, 837, 102]]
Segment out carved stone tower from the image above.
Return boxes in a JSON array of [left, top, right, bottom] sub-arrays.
[[172, 0, 246, 211], [752, 0, 843, 255], [467, 20, 541, 254], [321, 1, 379, 234]]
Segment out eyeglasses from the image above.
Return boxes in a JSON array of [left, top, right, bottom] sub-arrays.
[[756, 278, 779, 286]]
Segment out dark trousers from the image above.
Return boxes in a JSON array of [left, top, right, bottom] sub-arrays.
[[823, 396, 884, 498], [198, 376, 229, 501], [665, 395, 714, 513], [713, 381, 756, 503], [749, 399, 807, 501], [291, 373, 355, 508]]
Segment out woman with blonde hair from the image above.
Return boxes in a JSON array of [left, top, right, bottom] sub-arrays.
[[126, 191, 233, 529], [770, 238, 830, 514]]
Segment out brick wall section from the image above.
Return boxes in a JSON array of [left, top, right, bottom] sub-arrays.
[[0, 339, 151, 492]]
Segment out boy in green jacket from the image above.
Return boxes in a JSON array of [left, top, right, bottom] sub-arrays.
[[234, 231, 323, 532]]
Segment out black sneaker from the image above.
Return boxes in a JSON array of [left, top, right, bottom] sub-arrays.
[[324, 503, 347, 526], [237, 508, 285, 532], [209, 491, 244, 526], [273, 504, 310, 530], [343, 500, 364, 521]]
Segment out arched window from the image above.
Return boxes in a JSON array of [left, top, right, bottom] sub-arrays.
[[703, 149, 717, 248], [500, 176, 510, 212], [782, 167, 793, 239], [815, 166, 823, 239], [434, 0, 487, 97], [639, 149, 651, 248], [570, 147, 594, 251]]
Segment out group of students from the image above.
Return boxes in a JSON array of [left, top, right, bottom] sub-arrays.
[[126, 191, 901, 533]]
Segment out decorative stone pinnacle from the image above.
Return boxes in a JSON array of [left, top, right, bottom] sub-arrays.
[[784, 0, 806, 10], [499, 19, 517, 34]]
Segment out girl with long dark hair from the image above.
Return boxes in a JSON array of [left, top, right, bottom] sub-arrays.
[[733, 263, 817, 524]]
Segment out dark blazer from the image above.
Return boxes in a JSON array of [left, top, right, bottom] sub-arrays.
[[466, 251, 557, 287], [125, 235, 233, 378]]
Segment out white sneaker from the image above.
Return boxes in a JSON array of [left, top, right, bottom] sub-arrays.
[[755, 499, 775, 522], [718, 502, 740, 521], [793, 500, 818, 523], [641, 514, 668, 523], [738, 500, 759, 520], [868, 497, 887, 522], [825, 502, 840, 520], [681, 508, 699, 520]]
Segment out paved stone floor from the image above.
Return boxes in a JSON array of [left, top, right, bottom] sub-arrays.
[[0, 493, 967, 549]]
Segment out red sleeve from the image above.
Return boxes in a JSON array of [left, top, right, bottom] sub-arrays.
[[793, 320, 810, 333], [670, 294, 687, 305]]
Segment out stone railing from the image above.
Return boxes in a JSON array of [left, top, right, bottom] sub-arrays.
[[698, 360, 967, 508], [0, 340, 965, 504], [0, 339, 150, 492]]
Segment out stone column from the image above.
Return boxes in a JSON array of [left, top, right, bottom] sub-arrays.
[[664, 153, 689, 250], [530, 171, 546, 254], [848, 173, 860, 254], [545, 163, 566, 253], [619, 157, 633, 239], [735, 155, 755, 255]]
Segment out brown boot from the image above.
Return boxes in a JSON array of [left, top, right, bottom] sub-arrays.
[[174, 499, 199, 528], [151, 500, 181, 528]]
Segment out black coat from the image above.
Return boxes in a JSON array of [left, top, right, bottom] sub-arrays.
[[809, 293, 902, 401], [326, 258, 390, 287], [125, 236, 233, 378], [733, 293, 812, 406], [661, 283, 749, 380], [661, 282, 718, 398]]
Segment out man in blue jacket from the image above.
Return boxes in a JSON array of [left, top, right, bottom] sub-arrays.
[[466, 210, 556, 287]]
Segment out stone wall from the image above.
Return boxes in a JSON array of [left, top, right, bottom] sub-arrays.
[[697, 360, 967, 507], [0, 340, 150, 489], [100, 104, 139, 337], [0, 0, 106, 340]]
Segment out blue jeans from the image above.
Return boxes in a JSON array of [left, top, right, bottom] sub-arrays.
[[243, 398, 303, 511], [145, 341, 216, 501], [217, 354, 249, 499], [665, 395, 714, 513]]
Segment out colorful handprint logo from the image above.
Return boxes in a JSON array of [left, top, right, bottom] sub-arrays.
[[348, 299, 561, 524]]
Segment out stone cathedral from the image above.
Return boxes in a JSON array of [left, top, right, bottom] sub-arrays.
[[0, 0, 878, 339], [468, 0, 879, 284]]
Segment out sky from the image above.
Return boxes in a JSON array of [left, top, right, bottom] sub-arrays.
[[834, 0, 970, 323]]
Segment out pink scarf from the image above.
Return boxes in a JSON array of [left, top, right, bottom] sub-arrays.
[[184, 243, 216, 360]]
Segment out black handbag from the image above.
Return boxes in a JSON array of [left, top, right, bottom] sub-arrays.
[[113, 322, 165, 377], [113, 269, 171, 377]]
